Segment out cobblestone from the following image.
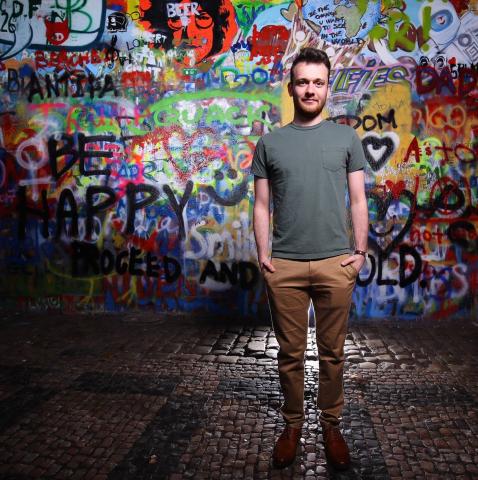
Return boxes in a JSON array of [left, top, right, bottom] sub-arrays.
[[0, 313, 476, 479]]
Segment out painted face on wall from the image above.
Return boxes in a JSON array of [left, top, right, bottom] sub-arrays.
[[140, 0, 238, 65], [166, 1, 214, 63]]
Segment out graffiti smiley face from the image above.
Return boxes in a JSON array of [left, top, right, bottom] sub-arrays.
[[204, 166, 248, 206]]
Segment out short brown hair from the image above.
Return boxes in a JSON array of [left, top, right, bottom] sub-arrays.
[[290, 47, 331, 83]]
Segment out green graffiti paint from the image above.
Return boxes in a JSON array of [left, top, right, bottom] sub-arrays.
[[149, 90, 279, 129]]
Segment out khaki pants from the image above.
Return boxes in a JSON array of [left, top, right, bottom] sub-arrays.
[[263, 254, 357, 428]]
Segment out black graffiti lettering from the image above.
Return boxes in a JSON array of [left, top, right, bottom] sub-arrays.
[[376, 250, 398, 286], [17, 187, 49, 239], [100, 249, 115, 274], [200, 260, 259, 289], [377, 109, 397, 129], [199, 260, 219, 283], [163, 181, 193, 239], [87, 73, 100, 98], [71, 73, 85, 98], [115, 250, 128, 274], [220, 262, 238, 284], [85, 186, 116, 238], [355, 239, 424, 287], [328, 109, 396, 131], [29, 0, 41, 17], [99, 74, 118, 97], [238, 261, 259, 290], [362, 115, 378, 131], [26, 71, 70, 99], [12, 1, 24, 18], [104, 34, 120, 65], [7, 68, 118, 101], [356, 254, 377, 287], [399, 244, 422, 287], [125, 183, 160, 234], [146, 252, 160, 277], [49, 133, 115, 180], [128, 246, 144, 275], [44, 74, 60, 97], [27, 72, 44, 102], [18, 179, 181, 240], [56, 72, 70, 97], [55, 188, 78, 239], [71, 242, 181, 280], [48, 134, 78, 180], [78, 133, 114, 176], [71, 241, 100, 276], [328, 114, 360, 129], [164, 256, 181, 282]]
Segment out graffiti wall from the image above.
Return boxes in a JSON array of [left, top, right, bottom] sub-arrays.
[[0, 0, 477, 319]]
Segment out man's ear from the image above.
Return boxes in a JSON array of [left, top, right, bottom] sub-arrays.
[[287, 81, 292, 97]]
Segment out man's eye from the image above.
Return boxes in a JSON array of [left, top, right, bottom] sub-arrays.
[[167, 16, 182, 29], [196, 12, 213, 28]]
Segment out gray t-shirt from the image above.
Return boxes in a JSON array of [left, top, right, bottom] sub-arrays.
[[251, 120, 366, 259]]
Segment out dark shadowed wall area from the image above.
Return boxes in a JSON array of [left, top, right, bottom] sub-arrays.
[[0, 0, 477, 319]]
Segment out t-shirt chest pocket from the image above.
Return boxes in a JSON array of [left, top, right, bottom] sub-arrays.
[[321, 147, 346, 172]]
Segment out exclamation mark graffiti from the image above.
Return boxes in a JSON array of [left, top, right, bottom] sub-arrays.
[[421, 5, 432, 52]]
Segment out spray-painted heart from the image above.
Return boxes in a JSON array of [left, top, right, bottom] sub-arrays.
[[368, 188, 415, 255], [362, 133, 398, 172]]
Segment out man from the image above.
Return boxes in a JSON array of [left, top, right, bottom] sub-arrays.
[[251, 47, 368, 470]]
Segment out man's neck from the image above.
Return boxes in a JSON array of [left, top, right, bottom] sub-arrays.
[[292, 113, 323, 127]]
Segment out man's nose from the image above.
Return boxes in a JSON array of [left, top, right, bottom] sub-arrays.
[[180, 25, 189, 40], [185, 20, 199, 40], [305, 83, 314, 94]]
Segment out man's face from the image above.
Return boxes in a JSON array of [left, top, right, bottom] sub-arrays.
[[288, 62, 329, 120], [167, 1, 214, 63]]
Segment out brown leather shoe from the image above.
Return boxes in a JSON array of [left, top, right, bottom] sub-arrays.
[[322, 424, 351, 470], [272, 425, 302, 468]]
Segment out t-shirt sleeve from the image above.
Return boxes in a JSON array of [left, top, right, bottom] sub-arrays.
[[250, 137, 268, 178], [347, 129, 366, 173]]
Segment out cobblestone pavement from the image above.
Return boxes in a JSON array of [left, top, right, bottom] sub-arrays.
[[0, 313, 477, 480]]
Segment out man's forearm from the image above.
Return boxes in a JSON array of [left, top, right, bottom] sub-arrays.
[[350, 199, 369, 251], [253, 205, 271, 261]]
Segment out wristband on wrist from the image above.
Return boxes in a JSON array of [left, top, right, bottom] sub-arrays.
[[354, 249, 367, 258]]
